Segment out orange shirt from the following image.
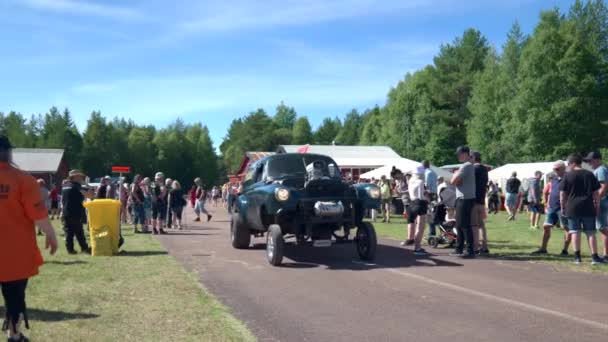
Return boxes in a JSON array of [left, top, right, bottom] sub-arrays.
[[0, 162, 48, 282]]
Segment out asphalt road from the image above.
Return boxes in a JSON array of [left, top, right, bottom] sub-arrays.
[[158, 207, 608, 342]]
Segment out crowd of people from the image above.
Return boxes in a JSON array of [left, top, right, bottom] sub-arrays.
[[360, 147, 608, 265]]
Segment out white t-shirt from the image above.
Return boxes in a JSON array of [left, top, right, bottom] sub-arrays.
[[408, 177, 425, 201]]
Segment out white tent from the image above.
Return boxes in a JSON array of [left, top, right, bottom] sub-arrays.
[[359, 158, 452, 180], [488, 162, 559, 190]]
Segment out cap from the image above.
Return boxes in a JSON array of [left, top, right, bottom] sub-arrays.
[[471, 150, 481, 161], [583, 151, 602, 161], [155, 172, 165, 179], [456, 145, 470, 155], [103, 175, 111, 180], [0, 135, 13, 150]]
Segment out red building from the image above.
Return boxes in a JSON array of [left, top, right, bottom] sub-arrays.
[[13, 148, 68, 186]]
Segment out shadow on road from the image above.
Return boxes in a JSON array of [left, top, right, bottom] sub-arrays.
[[246, 241, 463, 270]]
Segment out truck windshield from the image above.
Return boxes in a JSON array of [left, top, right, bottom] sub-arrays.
[[267, 155, 340, 179]]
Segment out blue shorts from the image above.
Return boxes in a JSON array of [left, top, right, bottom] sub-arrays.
[[545, 207, 567, 227], [505, 193, 518, 208], [567, 216, 596, 234], [596, 198, 608, 230]]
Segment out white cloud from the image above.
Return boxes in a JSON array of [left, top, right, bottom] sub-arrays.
[[17, 0, 147, 21]]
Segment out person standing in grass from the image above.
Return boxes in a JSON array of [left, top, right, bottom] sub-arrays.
[[422, 161, 438, 238], [380, 175, 392, 223], [0, 135, 58, 342], [585, 151, 608, 261], [560, 153, 604, 265], [408, 166, 429, 256], [471, 151, 489, 255], [49, 184, 60, 220], [151, 172, 168, 235], [131, 175, 147, 234], [62, 169, 91, 255], [528, 171, 544, 229], [450, 146, 476, 258], [505, 172, 521, 221], [531, 161, 571, 256]]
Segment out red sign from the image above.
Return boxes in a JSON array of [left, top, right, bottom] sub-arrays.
[[112, 166, 131, 174]]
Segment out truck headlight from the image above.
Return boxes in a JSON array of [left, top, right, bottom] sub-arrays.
[[367, 186, 380, 199], [275, 188, 290, 201]]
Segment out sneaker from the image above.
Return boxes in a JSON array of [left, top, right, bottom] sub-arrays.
[[9, 333, 30, 342], [449, 250, 464, 257], [159, 229, 168, 235], [530, 248, 547, 256], [603, 255, 608, 263], [591, 255, 606, 265], [414, 248, 428, 256], [207, 215, 213, 222], [81, 247, 91, 254], [153, 228, 159, 235], [67, 249, 78, 255], [573, 256, 582, 265], [193, 217, 201, 222], [405, 239, 415, 246], [560, 250, 569, 256], [462, 252, 476, 259], [479, 249, 490, 256]]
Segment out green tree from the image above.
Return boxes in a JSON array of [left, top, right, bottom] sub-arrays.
[[359, 106, 383, 145], [292, 116, 313, 144], [81, 111, 112, 177], [336, 109, 362, 145], [273, 102, 297, 130], [313, 117, 341, 144]]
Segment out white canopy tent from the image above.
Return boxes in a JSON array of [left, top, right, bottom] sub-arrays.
[[359, 158, 453, 180], [488, 162, 559, 190]]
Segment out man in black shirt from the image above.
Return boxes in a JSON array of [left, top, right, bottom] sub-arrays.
[[62, 169, 91, 254], [505, 172, 521, 221], [471, 151, 489, 255], [559, 154, 604, 265]]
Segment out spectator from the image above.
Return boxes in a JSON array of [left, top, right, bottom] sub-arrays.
[[142, 177, 152, 228], [585, 151, 608, 261], [49, 184, 60, 220], [380, 175, 392, 223], [119, 182, 129, 224], [531, 161, 571, 256], [560, 153, 603, 265], [189, 184, 197, 208], [450, 146, 476, 258], [0, 134, 58, 342], [505, 172, 521, 221], [471, 151, 489, 255], [193, 178, 212, 222], [212, 186, 221, 207], [37, 179, 50, 236], [170, 180, 185, 230], [131, 175, 147, 233], [165, 178, 174, 228], [62, 169, 91, 254], [528, 171, 544, 229], [227, 182, 238, 214], [487, 181, 500, 214], [96, 176, 109, 199], [422, 161, 438, 237], [408, 166, 429, 256], [151, 172, 168, 235]]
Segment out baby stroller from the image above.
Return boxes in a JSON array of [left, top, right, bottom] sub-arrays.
[[427, 202, 458, 248]]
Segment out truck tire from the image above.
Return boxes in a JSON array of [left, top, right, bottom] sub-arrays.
[[266, 224, 284, 266], [231, 213, 250, 249], [355, 221, 377, 261]]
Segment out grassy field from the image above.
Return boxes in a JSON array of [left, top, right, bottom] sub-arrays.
[[371, 211, 608, 273], [4, 221, 254, 342]]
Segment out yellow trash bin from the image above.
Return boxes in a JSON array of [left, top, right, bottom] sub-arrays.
[[84, 199, 121, 256]]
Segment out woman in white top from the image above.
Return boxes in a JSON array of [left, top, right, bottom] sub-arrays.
[[407, 166, 429, 256]]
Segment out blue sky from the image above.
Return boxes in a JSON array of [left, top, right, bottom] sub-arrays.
[[0, 0, 577, 147]]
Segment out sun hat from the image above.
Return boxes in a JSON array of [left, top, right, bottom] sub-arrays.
[[68, 169, 85, 178]]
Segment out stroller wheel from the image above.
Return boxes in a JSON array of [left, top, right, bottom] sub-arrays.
[[427, 237, 439, 248]]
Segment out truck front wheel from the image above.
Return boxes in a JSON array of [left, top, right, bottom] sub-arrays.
[[231, 213, 251, 249], [266, 224, 284, 266]]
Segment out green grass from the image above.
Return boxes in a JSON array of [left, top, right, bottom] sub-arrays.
[[371, 212, 608, 273], [4, 221, 255, 342]]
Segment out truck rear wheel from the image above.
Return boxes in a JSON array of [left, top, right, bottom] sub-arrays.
[[266, 224, 284, 266], [231, 213, 250, 249], [355, 221, 377, 261]]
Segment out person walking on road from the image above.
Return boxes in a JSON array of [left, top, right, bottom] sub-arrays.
[[408, 166, 429, 256], [505, 172, 521, 221], [62, 169, 91, 255], [193, 178, 212, 222], [560, 153, 604, 265], [471, 151, 489, 255], [585, 151, 608, 261], [450, 146, 476, 258], [528, 171, 544, 229], [169, 180, 185, 229], [151, 172, 168, 235], [0, 135, 58, 342], [531, 161, 571, 256]]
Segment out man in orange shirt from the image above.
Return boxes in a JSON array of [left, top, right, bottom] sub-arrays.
[[0, 135, 58, 342]]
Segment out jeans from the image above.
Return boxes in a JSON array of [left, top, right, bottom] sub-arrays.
[[132, 203, 146, 226], [455, 198, 475, 253], [64, 217, 89, 252], [227, 194, 235, 213], [1, 279, 29, 333], [195, 199, 209, 216]]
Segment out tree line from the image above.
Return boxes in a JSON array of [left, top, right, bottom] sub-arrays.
[[2, 1, 607, 182], [220, 0, 608, 170], [0, 107, 219, 186]]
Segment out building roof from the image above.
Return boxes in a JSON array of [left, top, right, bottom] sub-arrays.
[[277, 145, 401, 167], [13, 148, 65, 173]]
